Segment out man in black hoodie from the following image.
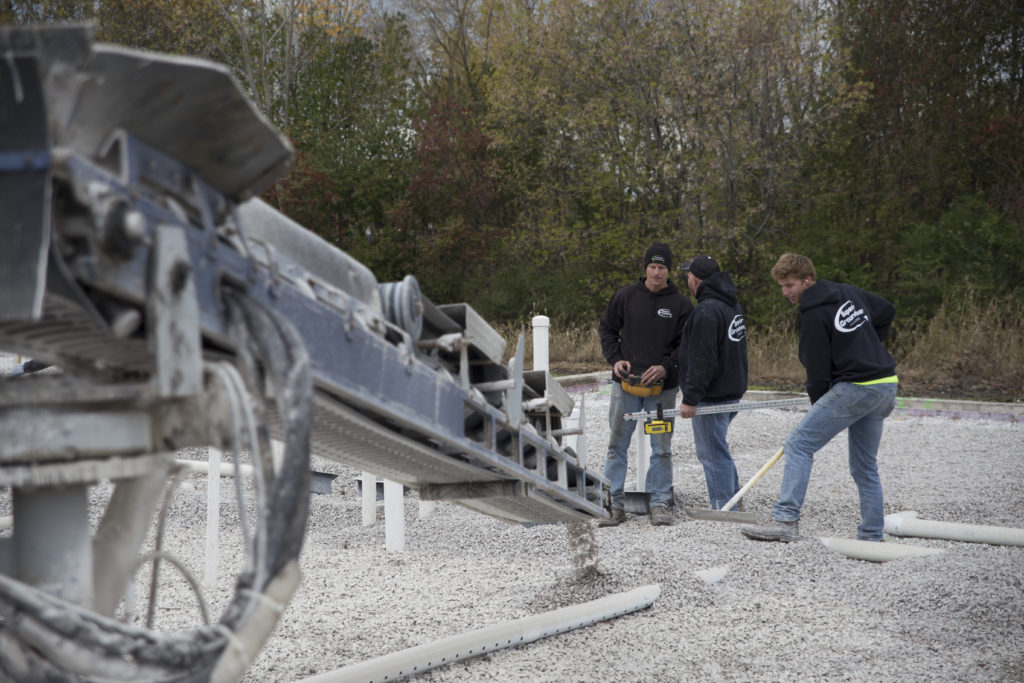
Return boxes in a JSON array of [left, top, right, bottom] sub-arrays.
[[676, 255, 749, 510], [742, 253, 898, 543], [598, 242, 692, 527]]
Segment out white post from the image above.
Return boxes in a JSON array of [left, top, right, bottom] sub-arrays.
[[564, 394, 588, 468], [205, 447, 221, 589], [361, 472, 376, 527], [531, 315, 550, 371], [384, 479, 405, 552], [271, 439, 285, 470], [576, 394, 588, 468], [635, 423, 649, 492]]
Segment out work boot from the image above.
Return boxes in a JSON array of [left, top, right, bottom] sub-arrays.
[[649, 505, 672, 526], [740, 518, 799, 542], [598, 507, 626, 527]]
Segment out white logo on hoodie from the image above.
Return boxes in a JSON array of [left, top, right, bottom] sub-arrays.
[[834, 300, 868, 333], [728, 315, 746, 341], [657, 308, 672, 319]]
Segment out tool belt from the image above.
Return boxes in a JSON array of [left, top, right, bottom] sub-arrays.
[[622, 372, 663, 397]]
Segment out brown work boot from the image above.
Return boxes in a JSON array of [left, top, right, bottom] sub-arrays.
[[598, 507, 626, 527], [740, 518, 799, 542], [649, 505, 672, 526]]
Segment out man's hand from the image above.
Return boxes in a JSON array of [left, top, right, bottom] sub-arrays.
[[613, 360, 631, 379], [679, 404, 697, 419], [640, 364, 666, 385]]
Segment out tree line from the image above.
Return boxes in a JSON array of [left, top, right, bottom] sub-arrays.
[[6, 0, 1023, 336]]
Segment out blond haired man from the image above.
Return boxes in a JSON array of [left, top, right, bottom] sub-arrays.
[[741, 254, 898, 542]]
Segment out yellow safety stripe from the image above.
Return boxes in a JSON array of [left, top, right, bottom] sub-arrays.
[[853, 375, 899, 386]]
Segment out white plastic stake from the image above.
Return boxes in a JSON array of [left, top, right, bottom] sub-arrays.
[[531, 315, 549, 371], [205, 446, 221, 588], [384, 479, 405, 552], [361, 471, 376, 527], [576, 393, 587, 467]]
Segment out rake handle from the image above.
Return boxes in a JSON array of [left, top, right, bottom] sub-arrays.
[[721, 447, 785, 512]]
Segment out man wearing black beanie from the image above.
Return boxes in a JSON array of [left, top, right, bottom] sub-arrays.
[[598, 242, 692, 526]]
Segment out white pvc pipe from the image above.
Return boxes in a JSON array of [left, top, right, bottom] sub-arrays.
[[694, 565, 730, 585], [206, 448, 221, 589], [531, 315, 549, 371], [0, 516, 11, 530], [884, 511, 1024, 547], [564, 394, 587, 468], [361, 472, 376, 527], [177, 458, 255, 477], [297, 584, 661, 683], [820, 537, 945, 563], [576, 393, 588, 468], [384, 479, 405, 552]]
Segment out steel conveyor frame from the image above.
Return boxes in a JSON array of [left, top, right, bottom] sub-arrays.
[[0, 24, 609, 683]]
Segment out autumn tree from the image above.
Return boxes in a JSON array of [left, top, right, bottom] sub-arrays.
[[95, 0, 233, 60], [270, 13, 420, 282], [482, 0, 857, 319]]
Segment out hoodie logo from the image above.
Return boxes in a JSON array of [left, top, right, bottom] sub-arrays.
[[728, 315, 746, 342], [834, 300, 868, 333], [657, 308, 672, 319]]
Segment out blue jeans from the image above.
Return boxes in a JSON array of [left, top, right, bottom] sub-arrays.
[[604, 382, 678, 509], [773, 382, 897, 540], [691, 400, 740, 509]]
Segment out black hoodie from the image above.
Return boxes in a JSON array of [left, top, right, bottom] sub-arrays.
[[678, 271, 748, 405], [797, 279, 896, 403], [600, 278, 692, 391]]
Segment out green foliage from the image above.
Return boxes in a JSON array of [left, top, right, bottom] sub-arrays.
[[0, 0, 92, 24], [4, 0, 1021, 346], [896, 195, 1024, 319], [95, 0, 233, 59], [275, 15, 419, 283]]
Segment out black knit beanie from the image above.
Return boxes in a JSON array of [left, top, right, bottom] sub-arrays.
[[644, 242, 672, 271]]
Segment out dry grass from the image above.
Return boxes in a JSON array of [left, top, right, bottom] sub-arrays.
[[496, 319, 603, 373], [495, 293, 1024, 402], [499, 317, 805, 387], [745, 320, 804, 390], [897, 292, 1024, 399]]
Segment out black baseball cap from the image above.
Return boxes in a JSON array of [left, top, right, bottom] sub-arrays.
[[680, 255, 720, 280]]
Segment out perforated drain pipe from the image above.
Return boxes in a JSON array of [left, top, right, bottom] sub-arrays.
[[884, 511, 1024, 547], [298, 584, 661, 683], [820, 537, 945, 562]]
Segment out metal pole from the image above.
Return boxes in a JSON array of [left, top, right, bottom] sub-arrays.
[[13, 485, 93, 607], [623, 397, 809, 421]]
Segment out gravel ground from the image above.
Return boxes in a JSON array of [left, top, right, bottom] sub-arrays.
[[2, 361, 1022, 681]]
